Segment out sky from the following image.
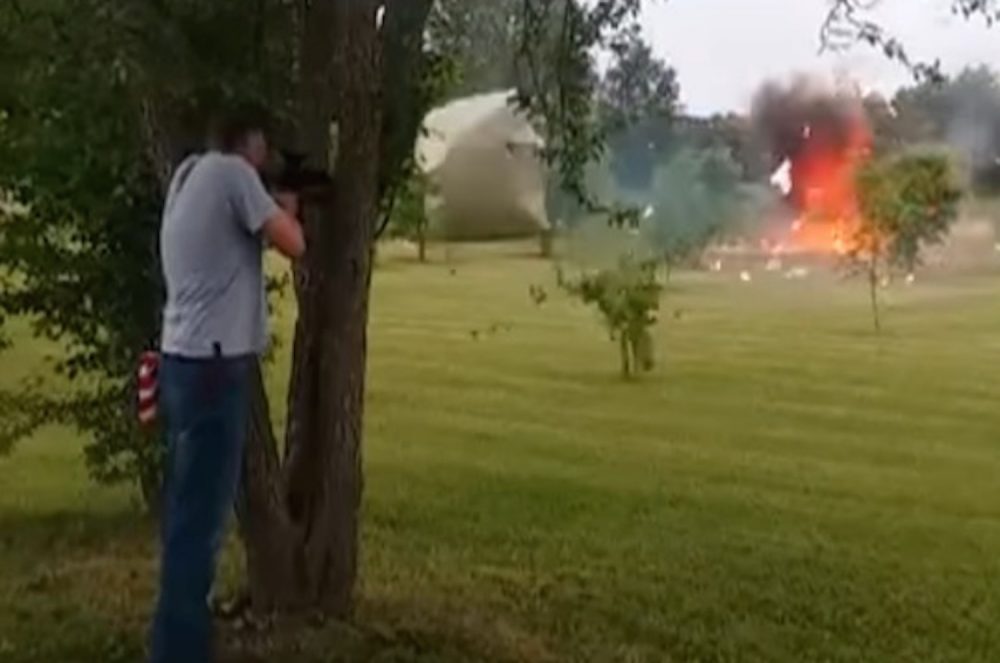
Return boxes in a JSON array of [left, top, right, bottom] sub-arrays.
[[641, 0, 1000, 116]]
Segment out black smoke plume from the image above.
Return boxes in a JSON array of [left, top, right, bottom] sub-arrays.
[[751, 77, 867, 209]]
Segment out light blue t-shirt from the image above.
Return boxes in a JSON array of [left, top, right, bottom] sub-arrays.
[[159, 152, 279, 358]]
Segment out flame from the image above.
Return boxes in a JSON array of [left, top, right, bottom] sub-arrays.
[[785, 105, 872, 254]]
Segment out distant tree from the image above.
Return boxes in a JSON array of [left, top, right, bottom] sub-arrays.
[[890, 81, 947, 146], [632, 147, 743, 274], [433, 0, 522, 98], [600, 27, 680, 189], [863, 92, 904, 156], [704, 113, 772, 182], [600, 26, 679, 128], [387, 172, 432, 262], [850, 153, 962, 331], [823, 2, 1000, 190], [629, 112, 773, 187], [892, 67, 1000, 193]]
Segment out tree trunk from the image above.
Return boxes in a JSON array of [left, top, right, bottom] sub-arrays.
[[619, 333, 632, 379], [868, 259, 881, 334], [236, 363, 300, 611], [238, 0, 382, 618], [417, 222, 427, 263], [234, 0, 435, 619], [540, 229, 553, 258]]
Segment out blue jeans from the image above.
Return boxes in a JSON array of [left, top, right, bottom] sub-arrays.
[[150, 354, 252, 663]]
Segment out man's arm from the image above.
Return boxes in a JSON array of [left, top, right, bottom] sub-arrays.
[[262, 192, 305, 259], [229, 161, 306, 260]]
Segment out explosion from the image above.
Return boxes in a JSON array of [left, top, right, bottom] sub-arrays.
[[753, 77, 873, 255]]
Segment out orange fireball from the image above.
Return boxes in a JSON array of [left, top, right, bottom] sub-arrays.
[[787, 103, 872, 254]]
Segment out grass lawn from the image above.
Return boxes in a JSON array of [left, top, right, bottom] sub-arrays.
[[2, 246, 1000, 661]]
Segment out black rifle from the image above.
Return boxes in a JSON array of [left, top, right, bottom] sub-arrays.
[[267, 151, 333, 200]]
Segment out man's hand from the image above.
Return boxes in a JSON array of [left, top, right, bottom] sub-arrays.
[[263, 191, 305, 260]]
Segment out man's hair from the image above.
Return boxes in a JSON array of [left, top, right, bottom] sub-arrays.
[[208, 108, 269, 152]]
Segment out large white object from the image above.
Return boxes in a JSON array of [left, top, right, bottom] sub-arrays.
[[415, 90, 550, 241], [769, 158, 792, 196]]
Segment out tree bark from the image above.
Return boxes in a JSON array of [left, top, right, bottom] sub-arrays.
[[287, 0, 380, 617], [238, 0, 383, 618], [237, 0, 435, 618], [236, 363, 300, 611]]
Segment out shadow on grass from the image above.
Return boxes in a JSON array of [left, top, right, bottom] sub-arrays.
[[0, 509, 152, 663], [1, 509, 554, 663], [220, 594, 557, 663], [0, 508, 151, 570]]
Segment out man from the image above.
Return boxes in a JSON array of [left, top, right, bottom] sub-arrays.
[[150, 113, 305, 663]]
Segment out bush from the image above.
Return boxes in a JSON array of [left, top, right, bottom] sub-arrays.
[[559, 254, 662, 378]]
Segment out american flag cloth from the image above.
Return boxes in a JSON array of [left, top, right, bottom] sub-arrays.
[[137, 351, 160, 427]]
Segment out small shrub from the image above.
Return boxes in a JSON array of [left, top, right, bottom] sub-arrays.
[[559, 255, 663, 378]]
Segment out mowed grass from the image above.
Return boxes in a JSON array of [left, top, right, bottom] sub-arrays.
[[3, 245, 1000, 661]]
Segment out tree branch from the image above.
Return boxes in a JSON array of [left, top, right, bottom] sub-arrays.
[[822, 0, 999, 82], [374, 0, 435, 239]]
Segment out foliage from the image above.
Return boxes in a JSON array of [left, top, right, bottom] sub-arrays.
[[855, 153, 962, 270], [600, 25, 680, 190], [637, 147, 743, 268], [387, 171, 432, 261], [515, 0, 643, 214], [554, 144, 745, 275], [0, 391, 55, 457], [891, 67, 1000, 193], [559, 254, 662, 378], [0, 3, 160, 492], [431, 0, 522, 99], [687, 114, 772, 182], [0, 1, 291, 498], [604, 109, 769, 200], [600, 26, 678, 129], [379, 1, 461, 227], [848, 153, 963, 330]]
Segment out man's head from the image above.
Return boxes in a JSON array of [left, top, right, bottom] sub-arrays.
[[210, 111, 269, 170]]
